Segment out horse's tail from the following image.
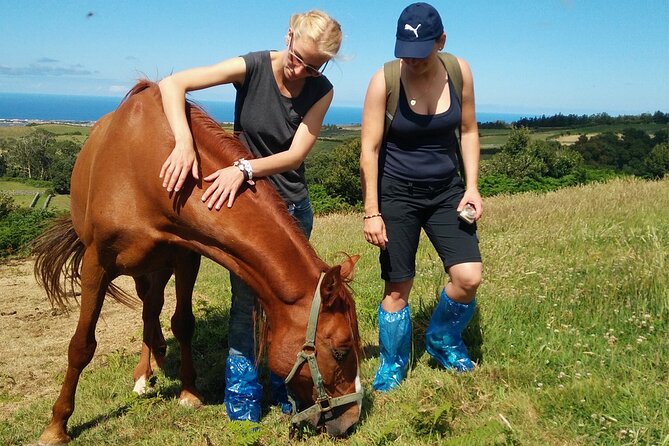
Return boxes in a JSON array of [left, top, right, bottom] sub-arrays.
[[32, 216, 139, 310]]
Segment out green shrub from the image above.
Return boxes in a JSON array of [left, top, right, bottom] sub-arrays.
[[643, 142, 669, 179], [321, 138, 362, 206], [0, 192, 17, 219], [309, 183, 350, 215], [0, 207, 56, 257]]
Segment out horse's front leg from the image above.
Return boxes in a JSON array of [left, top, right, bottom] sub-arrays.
[[170, 250, 203, 408], [132, 270, 171, 395], [39, 249, 110, 446]]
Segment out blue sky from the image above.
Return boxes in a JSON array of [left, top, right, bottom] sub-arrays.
[[1, 0, 667, 115]]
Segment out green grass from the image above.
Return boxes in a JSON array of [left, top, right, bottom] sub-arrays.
[[311, 138, 348, 156], [0, 123, 91, 144], [0, 180, 70, 211], [1, 178, 668, 445], [550, 122, 666, 135], [479, 122, 667, 149]]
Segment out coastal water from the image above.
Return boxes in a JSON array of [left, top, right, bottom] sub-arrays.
[[0, 92, 530, 125]]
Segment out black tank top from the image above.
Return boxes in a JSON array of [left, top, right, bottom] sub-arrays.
[[234, 51, 332, 202], [383, 77, 461, 182]]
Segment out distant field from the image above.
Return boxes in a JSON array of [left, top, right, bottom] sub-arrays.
[[480, 122, 667, 147], [0, 123, 91, 144], [320, 126, 360, 139], [2, 121, 664, 153], [0, 180, 70, 211]]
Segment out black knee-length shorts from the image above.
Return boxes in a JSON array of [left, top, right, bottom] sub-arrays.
[[379, 175, 482, 282]]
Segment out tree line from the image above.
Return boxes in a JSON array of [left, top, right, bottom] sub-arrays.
[[306, 125, 668, 211], [513, 110, 668, 129], [0, 129, 78, 194], [571, 128, 668, 178], [2, 122, 667, 208]]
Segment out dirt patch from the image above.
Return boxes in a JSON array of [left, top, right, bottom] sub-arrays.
[[555, 132, 598, 145], [0, 258, 176, 421]]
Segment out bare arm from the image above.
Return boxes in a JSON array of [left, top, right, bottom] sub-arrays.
[[202, 89, 334, 210], [158, 57, 247, 192], [360, 69, 388, 248], [248, 89, 333, 177], [456, 57, 483, 220]]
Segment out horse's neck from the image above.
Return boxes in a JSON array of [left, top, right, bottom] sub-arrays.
[[175, 116, 324, 305], [182, 224, 323, 306]]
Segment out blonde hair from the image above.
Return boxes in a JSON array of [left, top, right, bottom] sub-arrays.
[[289, 10, 342, 59]]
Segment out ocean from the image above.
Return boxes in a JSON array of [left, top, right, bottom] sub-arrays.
[[0, 92, 530, 126]]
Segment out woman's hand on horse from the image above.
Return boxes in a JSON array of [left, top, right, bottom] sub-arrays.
[[202, 167, 245, 210], [160, 143, 200, 192], [363, 217, 388, 249]]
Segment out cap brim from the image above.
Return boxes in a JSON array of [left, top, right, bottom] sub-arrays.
[[394, 39, 435, 59]]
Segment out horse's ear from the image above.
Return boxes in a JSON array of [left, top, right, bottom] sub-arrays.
[[339, 255, 360, 280], [321, 255, 359, 309], [321, 265, 342, 309]]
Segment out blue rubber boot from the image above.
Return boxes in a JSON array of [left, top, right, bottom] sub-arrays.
[[224, 353, 263, 422], [373, 304, 411, 392], [425, 289, 476, 372], [269, 372, 292, 414]]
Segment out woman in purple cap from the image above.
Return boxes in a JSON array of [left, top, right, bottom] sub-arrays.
[[158, 10, 342, 420], [360, 2, 483, 391]]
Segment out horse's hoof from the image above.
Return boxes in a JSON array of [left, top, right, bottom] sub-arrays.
[[178, 391, 203, 409], [133, 375, 154, 395], [38, 428, 71, 446]]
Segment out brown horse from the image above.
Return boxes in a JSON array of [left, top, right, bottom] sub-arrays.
[[32, 80, 362, 445]]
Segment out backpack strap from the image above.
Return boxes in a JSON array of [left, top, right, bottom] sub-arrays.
[[383, 59, 401, 136], [383, 52, 466, 179], [438, 52, 462, 106]]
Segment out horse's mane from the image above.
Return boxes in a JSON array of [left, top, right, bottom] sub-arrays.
[[122, 79, 155, 102], [185, 102, 250, 162], [339, 264, 363, 360], [123, 79, 250, 163]]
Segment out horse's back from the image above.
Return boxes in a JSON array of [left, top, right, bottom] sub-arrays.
[[70, 83, 174, 257]]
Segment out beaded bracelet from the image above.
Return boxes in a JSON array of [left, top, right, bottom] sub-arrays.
[[233, 158, 253, 180], [363, 213, 382, 220]]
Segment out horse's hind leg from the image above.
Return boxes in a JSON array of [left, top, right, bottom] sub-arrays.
[[132, 270, 172, 395], [39, 249, 110, 446], [170, 250, 203, 408]]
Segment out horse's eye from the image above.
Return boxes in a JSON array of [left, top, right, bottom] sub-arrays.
[[332, 348, 350, 363]]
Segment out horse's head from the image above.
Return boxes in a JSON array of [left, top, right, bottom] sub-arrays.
[[267, 255, 362, 437]]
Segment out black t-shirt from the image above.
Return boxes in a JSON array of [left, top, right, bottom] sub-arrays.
[[234, 51, 332, 203]]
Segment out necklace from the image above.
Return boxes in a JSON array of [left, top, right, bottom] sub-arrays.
[[405, 67, 447, 107]]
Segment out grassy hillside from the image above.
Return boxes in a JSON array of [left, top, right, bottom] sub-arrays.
[[1, 177, 667, 445], [0, 123, 91, 144], [0, 180, 70, 211]]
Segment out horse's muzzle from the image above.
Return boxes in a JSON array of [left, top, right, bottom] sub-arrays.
[[322, 402, 360, 437]]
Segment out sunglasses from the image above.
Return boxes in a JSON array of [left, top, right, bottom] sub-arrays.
[[288, 38, 329, 77]]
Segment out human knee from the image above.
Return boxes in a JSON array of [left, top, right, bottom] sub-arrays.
[[449, 264, 481, 293], [457, 274, 481, 295], [381, 280, 413, 312]]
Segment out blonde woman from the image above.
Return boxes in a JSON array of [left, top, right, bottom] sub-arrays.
[[158, 10, 342, 421]]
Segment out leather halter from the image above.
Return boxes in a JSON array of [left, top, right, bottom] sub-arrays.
[[283, 272, 363, 425]]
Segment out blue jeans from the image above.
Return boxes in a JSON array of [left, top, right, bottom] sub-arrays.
[[228, 196, 313, 356]]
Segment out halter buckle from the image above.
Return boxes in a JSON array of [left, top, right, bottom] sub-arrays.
[[316, 396, 332, 413]]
